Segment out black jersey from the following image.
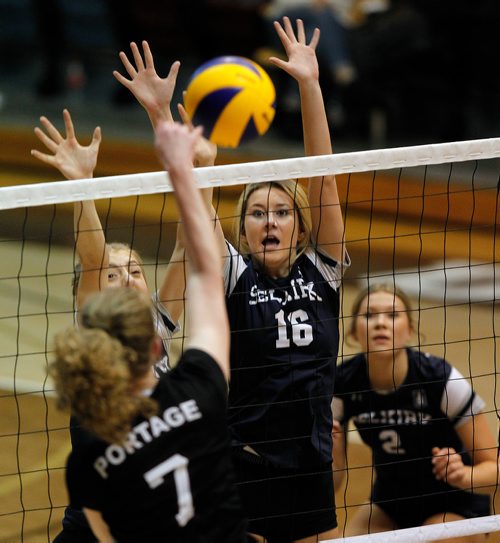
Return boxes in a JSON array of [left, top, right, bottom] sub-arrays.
[[333, 349, 489, 505], [224, 242, 347, 468], [66, 349, 248, 543]]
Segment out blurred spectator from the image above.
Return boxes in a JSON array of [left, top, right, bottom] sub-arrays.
[[343, 0, 431, 140], [32, 0, 66, 96]]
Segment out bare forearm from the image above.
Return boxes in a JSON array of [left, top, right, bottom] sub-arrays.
[[299, 79, 332, 157], [74, 201, 107, 267], [169, 165, 219, 277], [459, 461, 500, 494]]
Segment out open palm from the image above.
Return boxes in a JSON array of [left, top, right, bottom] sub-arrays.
[[31, 109, 101, 180]]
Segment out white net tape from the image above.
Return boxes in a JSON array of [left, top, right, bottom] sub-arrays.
[[329, 515, 500, 542], [1, 137, 499, 210]]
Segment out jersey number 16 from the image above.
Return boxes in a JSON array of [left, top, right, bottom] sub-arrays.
[[275, 309, 313, 348]]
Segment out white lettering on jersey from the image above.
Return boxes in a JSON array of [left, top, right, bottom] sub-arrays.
[[248, 277, 323, 307], [93, 399, 202, 479], [353, 409, 432, 426]]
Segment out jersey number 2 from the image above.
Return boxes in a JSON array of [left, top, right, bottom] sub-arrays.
[[143, 454, 194, 527], [379, 430, 406, 455], [275, 309, 313, 348]]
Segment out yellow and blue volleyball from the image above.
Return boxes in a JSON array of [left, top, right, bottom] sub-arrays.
[[184, 56, 276, 148]]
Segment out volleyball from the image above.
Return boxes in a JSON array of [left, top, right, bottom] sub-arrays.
[[184, 56, 276, 148]]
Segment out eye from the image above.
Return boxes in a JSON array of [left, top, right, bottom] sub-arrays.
[[275, 209, 290, 218], [131, 269, 142, 277], [251, 209, 265, 218], [108, 271, 118, 280]]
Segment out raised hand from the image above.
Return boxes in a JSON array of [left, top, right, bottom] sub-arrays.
[[31, 109, 101, 180], [432, 447, 469, 489], [269, 17, 320, 84], [178, 101, 217, 167], [113, 40, 180, 126], [155, 122, 203, 175]]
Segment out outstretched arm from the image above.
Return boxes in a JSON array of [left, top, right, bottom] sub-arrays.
[[156, 104, 224, 323], [115, 42, 224, 323], [31, 109, 107, 310], [155, 122, 229, 380], [432, 413, 499, 494], [269, 17, 345, 263], [177, 103, 226, 256]]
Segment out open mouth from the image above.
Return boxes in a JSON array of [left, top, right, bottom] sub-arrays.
[[262, 236, 280, 249]]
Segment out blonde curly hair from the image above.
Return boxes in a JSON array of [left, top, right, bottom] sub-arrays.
[[51, 287, 157, 443]]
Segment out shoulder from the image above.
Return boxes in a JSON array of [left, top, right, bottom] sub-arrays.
[[223, 240, 251, 294], [158, 348, 227, 401], [408, 349, 452, 381], [335, 354, 366, 391], [408, 350, 485, 423], [301, 247, 350, 288], [66, 439, 104, 508]]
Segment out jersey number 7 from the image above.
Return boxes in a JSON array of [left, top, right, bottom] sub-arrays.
[[143, 454, 194, 527]]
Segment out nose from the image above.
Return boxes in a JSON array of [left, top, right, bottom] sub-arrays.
[[121, 271, 136, 288], [265, 211, 277, 228], [374, 313, 388, 327]]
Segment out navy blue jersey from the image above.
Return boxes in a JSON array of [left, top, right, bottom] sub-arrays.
[[66, 349, 248, 543], [225, 242, 347, 468], [333, 349, 489, 505], [151, 289, 180, 376]]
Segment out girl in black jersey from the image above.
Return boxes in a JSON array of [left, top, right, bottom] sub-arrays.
[[49, 122, 250, 543], [31, 106, 190, 542], [333, 284, 498, 541], [113, 21, 348, 541]]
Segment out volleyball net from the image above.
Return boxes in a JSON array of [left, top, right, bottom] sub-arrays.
[[0, 137, 499, 542]]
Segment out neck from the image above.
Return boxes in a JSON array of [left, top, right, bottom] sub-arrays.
[[366, 347, 409, 392], [132, 367, 157, 395], [253, 254, 297, 279]]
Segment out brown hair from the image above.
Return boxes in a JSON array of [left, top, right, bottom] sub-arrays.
[[347, 283, 415, 340], [231, 180, 312, 262], [51, 287, 157, 443], [72, 242, 146, 297]]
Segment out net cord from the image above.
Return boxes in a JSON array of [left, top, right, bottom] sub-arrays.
[[1, 138, 499, 211], [330, 514, 500, 542]]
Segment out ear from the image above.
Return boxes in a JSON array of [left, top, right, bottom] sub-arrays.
[[297, 229, 306, 243]]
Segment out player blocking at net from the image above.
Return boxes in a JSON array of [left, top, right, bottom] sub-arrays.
[[49, 122, 253, 543], [114, 17, 349, 542], [31, 102, 194, 540], [333, 284, 498, 542]]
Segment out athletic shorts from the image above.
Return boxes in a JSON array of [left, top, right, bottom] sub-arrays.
[[232, 448, 337, 543], [373, 486, 491, 529]]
